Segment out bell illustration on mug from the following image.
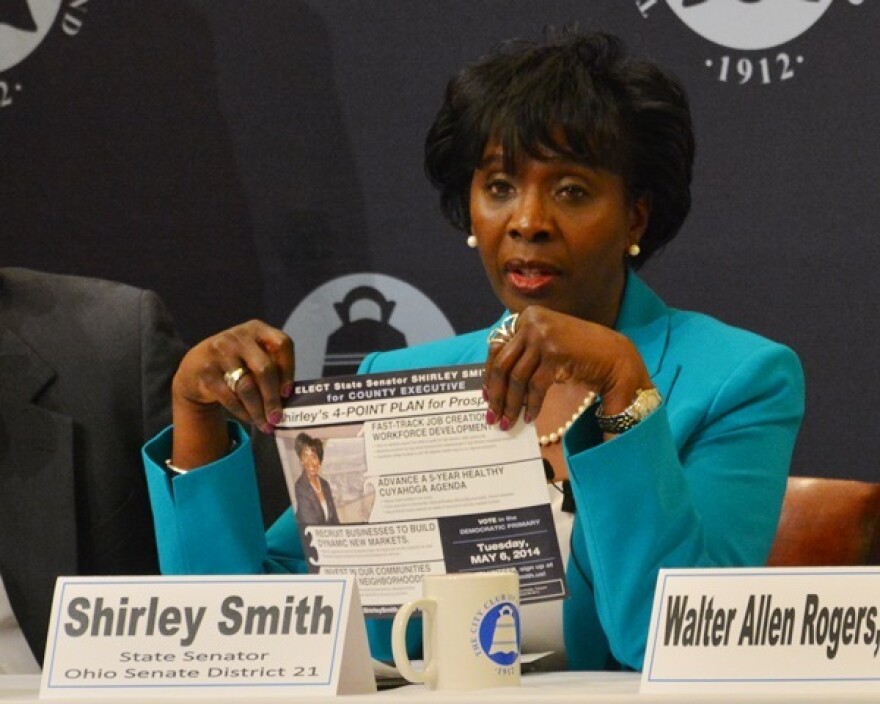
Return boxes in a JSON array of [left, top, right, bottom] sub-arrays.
[[478, 601, 521, 668], [322, 286, 407, 376], [488, 605, 519, 658]]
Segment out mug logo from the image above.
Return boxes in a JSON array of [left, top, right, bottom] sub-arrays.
[[636, 0, 864, 85], [0, 0, 89, 109], [283, 273, 454, 380], [476, 602, 520, 667]]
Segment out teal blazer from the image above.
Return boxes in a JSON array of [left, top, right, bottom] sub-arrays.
[[144, 272, 804, 670]]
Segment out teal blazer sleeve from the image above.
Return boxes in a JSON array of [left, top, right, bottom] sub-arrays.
[[143, 422, 307, 575], [562, 340, 804, 670]]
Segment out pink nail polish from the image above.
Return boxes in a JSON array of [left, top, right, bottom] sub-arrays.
[[269, 410, 283, 425], [499, 416, 510, 431], [281, 383, 294, 399], [262, 423, 275, 435], [524, 412, 532, 424], [486, 409, 496, 425]]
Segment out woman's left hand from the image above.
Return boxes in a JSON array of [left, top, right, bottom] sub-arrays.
[[483, 306, 653, 429]]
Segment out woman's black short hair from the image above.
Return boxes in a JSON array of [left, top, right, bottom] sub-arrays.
[[294, 432, 324, 463], [424, 31, 695, 266]]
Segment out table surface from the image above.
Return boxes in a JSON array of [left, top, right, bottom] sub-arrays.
[[3, 672, 880, 703]]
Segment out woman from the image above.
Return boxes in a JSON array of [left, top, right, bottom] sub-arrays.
[[292, 432, 339, 526], [144, 32, 804, 670]]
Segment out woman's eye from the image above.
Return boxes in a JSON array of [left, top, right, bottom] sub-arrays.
[[486, 179, 514, 198], [558, 184, 588, 201]]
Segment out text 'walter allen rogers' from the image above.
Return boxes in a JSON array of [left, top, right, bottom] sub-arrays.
[[663, 593, 880, 660]]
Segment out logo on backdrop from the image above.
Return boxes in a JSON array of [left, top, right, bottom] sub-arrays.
[[474, 601, 520, 669], [635, 0, 864, 85], [0, 0, 89, 109], [283, 273, 455, 380]]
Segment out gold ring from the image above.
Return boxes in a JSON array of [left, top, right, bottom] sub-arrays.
[[487, 313, 519, 346], [223, 367, 248, 393]]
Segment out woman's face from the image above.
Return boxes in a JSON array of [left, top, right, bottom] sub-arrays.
[[300, 445, 322, 478], [469, 144, 648, 327]]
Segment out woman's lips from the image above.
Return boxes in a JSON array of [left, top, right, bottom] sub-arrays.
[[505, 261, 560, 295]]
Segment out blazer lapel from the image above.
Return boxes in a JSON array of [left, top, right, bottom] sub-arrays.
[[0, 325, 77, 662], [615, 271, 682, 402], [454, 327, 493, 365]]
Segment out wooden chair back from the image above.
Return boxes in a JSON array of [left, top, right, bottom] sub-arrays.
[[767, 476, 880, 567]]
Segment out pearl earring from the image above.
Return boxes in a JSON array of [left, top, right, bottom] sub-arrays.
[[467, 234, 478, 248], [628, 243, 641, 257]]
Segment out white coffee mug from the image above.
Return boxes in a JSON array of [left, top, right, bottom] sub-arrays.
[[391, 571, 521, 690]]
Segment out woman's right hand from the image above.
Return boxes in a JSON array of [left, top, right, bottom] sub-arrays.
[[170, 320, 294, 470], [484, 305, 652, 432]]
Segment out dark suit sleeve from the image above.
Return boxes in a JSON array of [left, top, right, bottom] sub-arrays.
[[75, 285, 186, 578], [0, 271, 187, 664], [137, 289, 187, 440]]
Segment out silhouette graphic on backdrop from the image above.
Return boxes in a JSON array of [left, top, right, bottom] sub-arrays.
[[0, 0, 37, 31], [322, 286, 406, 376], [682, 0, 819, 6]]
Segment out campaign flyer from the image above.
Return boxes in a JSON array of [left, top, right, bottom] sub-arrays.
[[274, 364, 567, 617]]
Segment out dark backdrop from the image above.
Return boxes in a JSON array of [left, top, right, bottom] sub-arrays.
[[2, 1, 878, 482]]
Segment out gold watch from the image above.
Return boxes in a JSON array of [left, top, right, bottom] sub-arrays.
[[595, 388, 662, 434]]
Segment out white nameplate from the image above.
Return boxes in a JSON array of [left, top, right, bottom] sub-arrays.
[[642, 567, 880, 694], [40, 575, 375, 698]]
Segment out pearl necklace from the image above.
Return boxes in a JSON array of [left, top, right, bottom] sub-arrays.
[[538, 392, 597, 446]]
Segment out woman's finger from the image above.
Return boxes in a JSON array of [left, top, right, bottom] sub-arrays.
[[244, 319, 295, 407], [203, 330, 267, 427], [485, 335, 524, 425], [499, 343, 541, 426], [230, 361, 274, 431], [212, 321, 295, 430], [523, 357, 556, 424], [270, 332, 296, 399], [210, 363, 256, 427]]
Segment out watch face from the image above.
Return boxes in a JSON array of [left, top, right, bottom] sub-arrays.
[[631, 388, 662, 420]]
